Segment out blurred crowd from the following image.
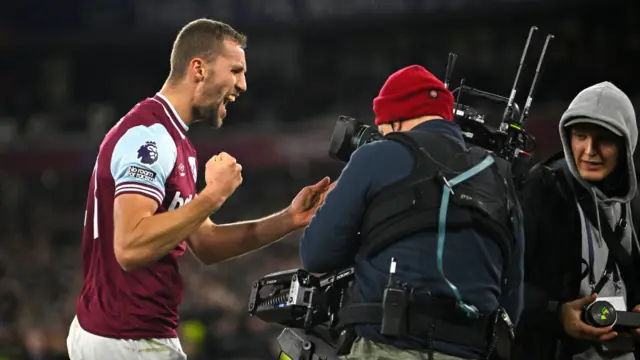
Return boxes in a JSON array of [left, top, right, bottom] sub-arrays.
[[0, 4, 637, 147]]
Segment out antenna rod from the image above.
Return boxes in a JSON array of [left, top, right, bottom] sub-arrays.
[[453, 78, 466, 118], [444, 52, 458, 90], [519, 33, 554, 124], [501, 26, 538, 123]]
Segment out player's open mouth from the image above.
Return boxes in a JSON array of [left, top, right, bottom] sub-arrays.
[[224, 94, 236, 105], [220, 94, 237, 118]]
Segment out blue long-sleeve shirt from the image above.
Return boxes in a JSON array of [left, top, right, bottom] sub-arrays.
[[300, 120, 524, 358]]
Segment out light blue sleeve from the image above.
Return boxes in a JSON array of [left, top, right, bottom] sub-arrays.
[[110, 124, 177, 205]]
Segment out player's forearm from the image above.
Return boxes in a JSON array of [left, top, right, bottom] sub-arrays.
[[188, 208, 297, 264], [117, 191, 225, 271]]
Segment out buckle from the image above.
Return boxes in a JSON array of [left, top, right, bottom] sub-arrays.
[[617, 217, 627, 231], [437, 170, 455, 195]]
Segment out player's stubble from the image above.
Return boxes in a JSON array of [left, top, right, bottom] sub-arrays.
[[192, 74, 227, 129]]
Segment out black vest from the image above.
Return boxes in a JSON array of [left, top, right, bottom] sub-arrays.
[[359, 130, 519, 275]]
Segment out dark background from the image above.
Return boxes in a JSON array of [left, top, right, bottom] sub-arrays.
[[0, 0, 638, 359]]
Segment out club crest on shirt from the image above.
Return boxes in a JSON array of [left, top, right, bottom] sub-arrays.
[[137, 141, 158, 165]]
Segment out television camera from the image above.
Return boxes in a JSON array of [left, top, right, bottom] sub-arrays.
[[329, 26, 555, 187], [249, 27, 556, 360], [247, 267, 355, 360]]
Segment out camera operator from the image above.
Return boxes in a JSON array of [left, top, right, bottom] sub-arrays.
[[299, 65, 524, 360], [513, 82, 639, 360]]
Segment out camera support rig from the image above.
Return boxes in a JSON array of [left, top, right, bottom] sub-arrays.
[[445, 26, 555, 187], [248, 268, 355, 360]]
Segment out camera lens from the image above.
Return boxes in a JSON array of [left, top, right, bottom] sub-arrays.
[[585, 300, 616, 327]]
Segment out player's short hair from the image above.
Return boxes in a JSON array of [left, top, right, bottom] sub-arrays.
[[169, 18, 247, 80]]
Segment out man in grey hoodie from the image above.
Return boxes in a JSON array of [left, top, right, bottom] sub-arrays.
[[513, 82, 640, 360]]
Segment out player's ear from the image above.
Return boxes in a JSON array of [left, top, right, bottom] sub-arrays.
[[190, 58, 205, 83]]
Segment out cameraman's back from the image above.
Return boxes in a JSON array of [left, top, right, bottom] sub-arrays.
[[300, 65, 524, 360], [357, 121, 522, 359]]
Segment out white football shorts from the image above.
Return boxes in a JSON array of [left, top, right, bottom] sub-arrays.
[[67, 316, 187, 360]]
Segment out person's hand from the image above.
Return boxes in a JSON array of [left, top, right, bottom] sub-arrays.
[[202, 152, 243, 203], [287, 176, 335, 228], [561, 293, 617, 341]]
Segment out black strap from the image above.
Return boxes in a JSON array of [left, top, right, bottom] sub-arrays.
[[383, 131, 458, 174], [591, 252, 620, 295], [577, 195, 636, 292], [338, 302, 490, 349], [584, 206, 626, 295]]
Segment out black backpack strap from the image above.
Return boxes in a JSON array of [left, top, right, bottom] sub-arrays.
[[382, 131, 462, 173], [381, 132, 423, 172]]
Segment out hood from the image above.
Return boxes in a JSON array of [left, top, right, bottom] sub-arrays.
[[559, 81, 637, 203]]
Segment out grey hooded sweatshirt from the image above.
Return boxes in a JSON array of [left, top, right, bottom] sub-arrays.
[[558, 81, 638, 360]]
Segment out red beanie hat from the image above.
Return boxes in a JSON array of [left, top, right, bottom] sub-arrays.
[[373, 65, 454, 126]]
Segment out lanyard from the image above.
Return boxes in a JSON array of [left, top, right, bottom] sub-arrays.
[[585, 209, 627, 295]]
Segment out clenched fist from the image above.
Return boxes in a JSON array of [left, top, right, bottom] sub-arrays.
[[203, 152, 243, 202]]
